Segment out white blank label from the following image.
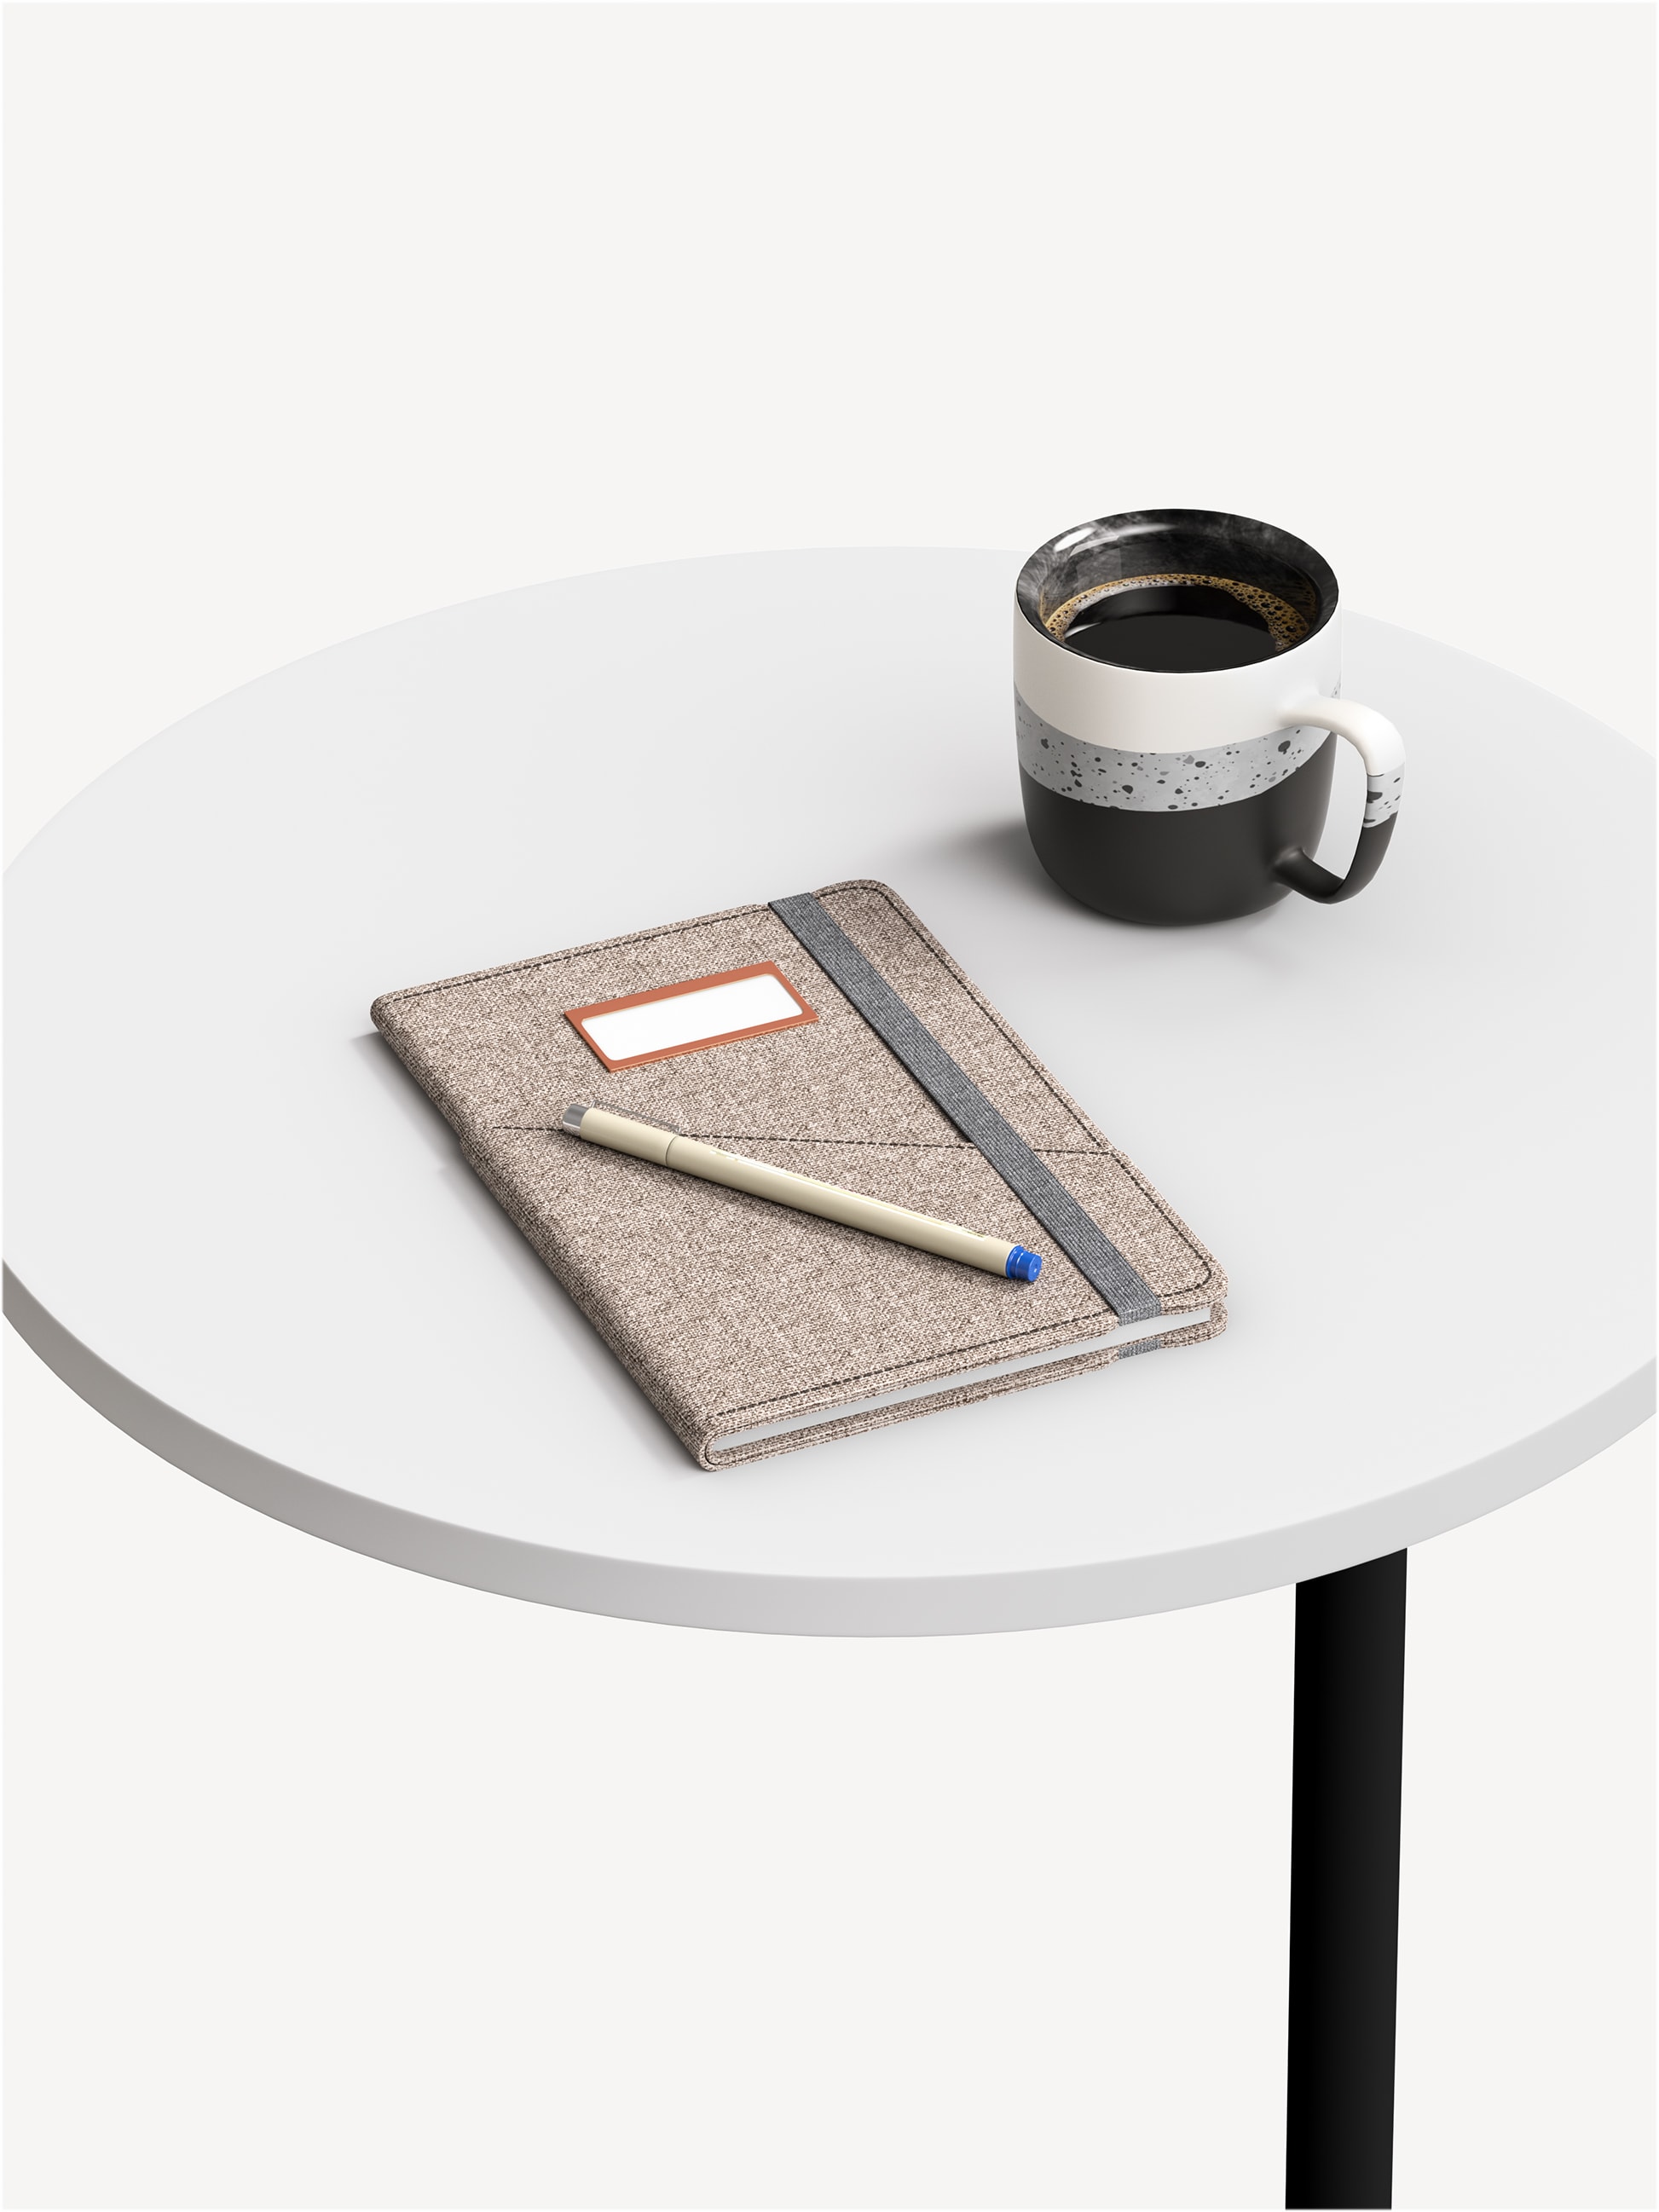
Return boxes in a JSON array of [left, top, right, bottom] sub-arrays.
[[579, 971, 804, 1063]]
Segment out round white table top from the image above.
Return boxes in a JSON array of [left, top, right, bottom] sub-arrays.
[[7, 552, 1652, 1633]]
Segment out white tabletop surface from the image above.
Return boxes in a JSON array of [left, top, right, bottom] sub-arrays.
[[7, 552, 1652, 1632]]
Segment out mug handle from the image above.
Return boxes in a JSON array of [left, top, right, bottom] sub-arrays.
[[1270, 698, 1405, 904]]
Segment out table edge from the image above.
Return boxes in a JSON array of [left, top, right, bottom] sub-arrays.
[[8, 1264, 1651, 1637]]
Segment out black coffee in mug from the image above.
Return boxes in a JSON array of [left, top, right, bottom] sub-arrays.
[[1055, 578, 1298, 673], [1012, 511, 1406, 925]]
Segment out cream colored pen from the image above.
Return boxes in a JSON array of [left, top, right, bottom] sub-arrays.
[[561, 1104, 1043, 1280]]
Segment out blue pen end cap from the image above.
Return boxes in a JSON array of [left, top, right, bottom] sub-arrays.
[[1006, 1245, 1043, 1282]]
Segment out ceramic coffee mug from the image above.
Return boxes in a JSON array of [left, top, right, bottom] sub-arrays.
[[1014, 510, 1405, 925]]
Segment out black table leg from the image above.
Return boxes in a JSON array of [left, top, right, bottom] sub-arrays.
[[1286, 1551, 1408, 2210]]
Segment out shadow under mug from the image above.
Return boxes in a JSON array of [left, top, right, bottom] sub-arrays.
[[1013, 510, 1405, 926]]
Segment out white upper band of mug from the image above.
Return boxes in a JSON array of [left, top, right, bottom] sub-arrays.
[[1014, 604, 1350, 757]]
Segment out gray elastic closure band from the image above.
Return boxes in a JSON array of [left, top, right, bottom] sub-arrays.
[[770, 893, 1162, 1324]]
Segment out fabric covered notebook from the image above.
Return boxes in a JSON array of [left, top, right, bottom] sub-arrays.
[[371, 881, 1226, 1466]]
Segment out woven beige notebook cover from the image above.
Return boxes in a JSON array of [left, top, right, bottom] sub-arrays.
[[371, 881, 1226, 1467]]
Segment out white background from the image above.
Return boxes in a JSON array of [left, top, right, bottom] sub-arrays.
[[5, 5, 1653, 2207]]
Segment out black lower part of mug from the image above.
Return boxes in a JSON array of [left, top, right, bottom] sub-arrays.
[[1020, 737, 1336, 926]]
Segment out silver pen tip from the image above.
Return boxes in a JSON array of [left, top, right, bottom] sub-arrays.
[[561, 1101, 590, 1135]]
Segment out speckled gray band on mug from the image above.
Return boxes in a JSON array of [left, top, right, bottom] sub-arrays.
[[1015, 691, 1328, 813], [1363, 768, 1404, 827]]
